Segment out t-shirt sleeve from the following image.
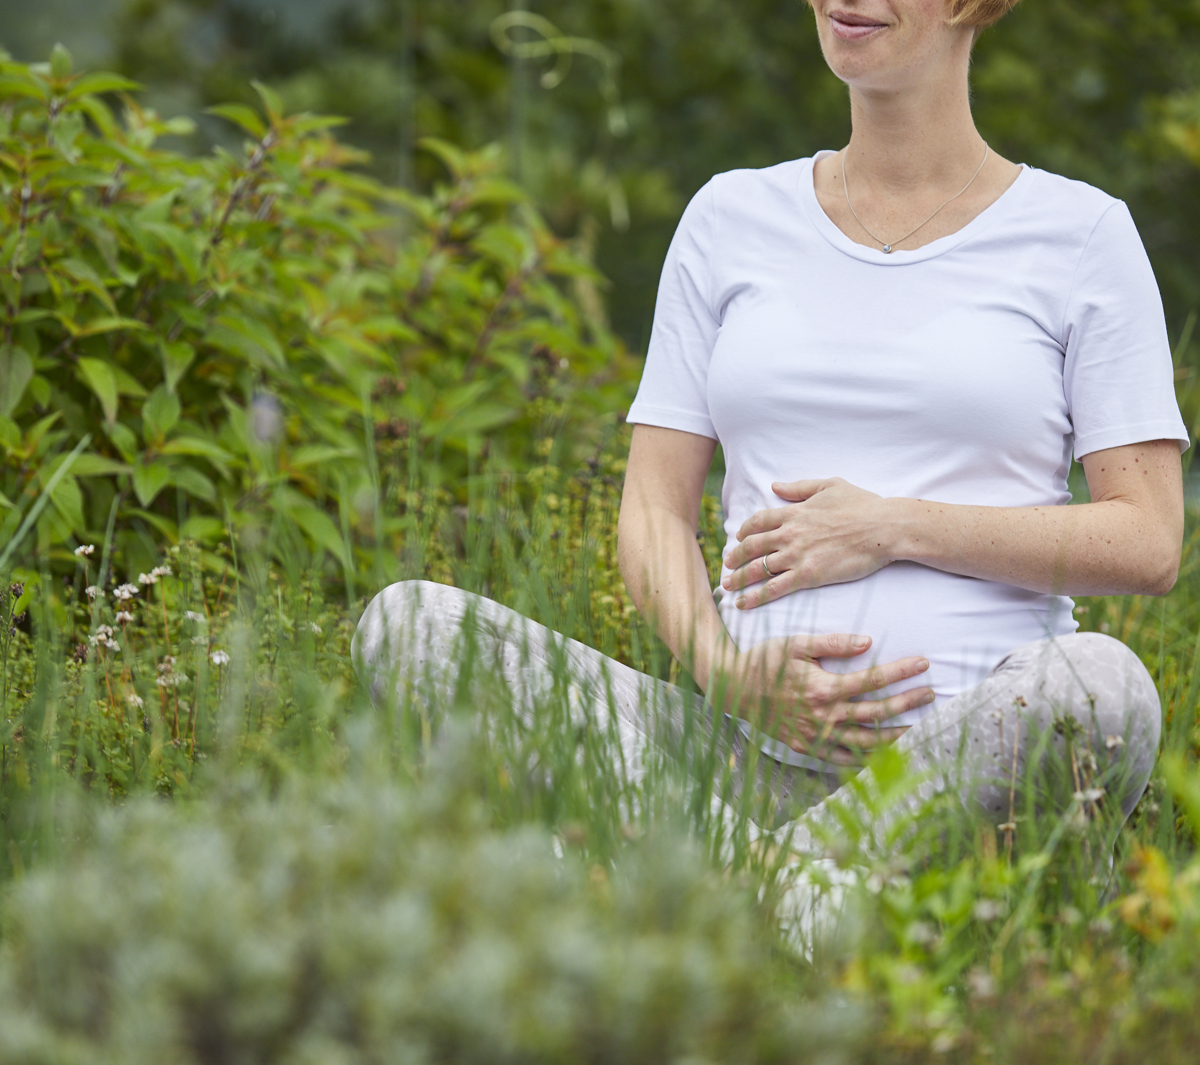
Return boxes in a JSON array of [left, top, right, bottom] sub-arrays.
[[625, 180, 720, 440], [1062, 201, 1190, 459]]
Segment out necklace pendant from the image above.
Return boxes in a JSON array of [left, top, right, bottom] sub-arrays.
[[882, 244, 892, 254]]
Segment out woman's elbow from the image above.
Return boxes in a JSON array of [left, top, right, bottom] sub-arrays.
[[1137, 537, 1181, 597]]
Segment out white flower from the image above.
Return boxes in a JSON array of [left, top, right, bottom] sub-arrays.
[[74, 544, 95, 557], [307, 621, 322, 634], [85, 585, 104, 599], [191, 635, 208, 646], [113, 584, 139, 601], [115, 611, 133, 624], [157, 655, 176, 672], [127, 693, 144, 709], [1105, 735, 1125, 750], [184, 610, 206, 623], [156, 674, 181, 688], [138, 572, 157, 586], [103, 638, 120, 652], [210, 649, 230, 666], [151, 565, 172, 578], [88, 625, 115, 646]]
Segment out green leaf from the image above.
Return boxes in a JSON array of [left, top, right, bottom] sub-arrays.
[[418, 137, 468, 179], [207, 315, 285, 370], [142, 222, 202, 284], [180, 515, 226, 542], [49, 473, 84, 532], [132, 461, 171, 507], [73, 316, 150, 338], [66, 72, 141, 99], [159, 436, 235, 473], [170, 465, 216, 503], [290, 502, 348, 562], [67, 453, 130, 477], [160, 342, 196, 394], [205, 103, 266, 139], [0, 344, 33, 417], [112, 365, 148, 398], [142, 385, 181, 442], [251, 80, 284, 121], [77, 357, 119, 424], [0, 414, 19, 452], [105, 421, 138, 462], [50, 43, 72, 80]]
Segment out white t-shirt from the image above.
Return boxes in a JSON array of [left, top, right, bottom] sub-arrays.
[[626, 153, 1189, 767]]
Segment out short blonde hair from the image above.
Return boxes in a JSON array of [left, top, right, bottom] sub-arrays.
[[948, 0, 1022, 29]]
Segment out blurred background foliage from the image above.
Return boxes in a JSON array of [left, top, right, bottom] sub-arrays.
[[3, 0, 1200, 355]]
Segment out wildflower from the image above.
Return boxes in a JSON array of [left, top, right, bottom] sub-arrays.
[[151, 565, 172, 578], [307, 621, 322, 634], [88, 625, 115, 647], [85, 585, 104, 599], [127, 693, 144, 709], [1075, 788, 1106, 804], [191, 635, 208, 646], [973, 899, 1005, 922], [184, 610, 206, 623], [158, 655, 176, 671], [156, 674, 182, 688], [210, 649, 230, 666], [113, 584, 139, 601], [1105, 735, 1125, 751], [115, 611, 134, 624], [138, 572, 157, 586], [103, 638, 120, 652], [74, 544, 95, 557]]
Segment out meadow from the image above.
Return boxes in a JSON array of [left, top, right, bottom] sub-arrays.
[[5, 48, 1200, 1063]]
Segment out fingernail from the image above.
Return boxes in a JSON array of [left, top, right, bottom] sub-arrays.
[[916, 658, 929, 672], [924, 692, 935, 705], [851, 635, 870, 649], [735, 597, 747, 609]]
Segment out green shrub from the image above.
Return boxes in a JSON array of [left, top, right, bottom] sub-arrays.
[[0, 763, 866, 1065], [0, 47, 634, 582]]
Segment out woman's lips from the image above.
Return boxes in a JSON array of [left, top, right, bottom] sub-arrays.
[[830, 13, 888, 42]]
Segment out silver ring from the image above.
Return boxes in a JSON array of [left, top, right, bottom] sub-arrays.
[[762, 554, 777, 579]]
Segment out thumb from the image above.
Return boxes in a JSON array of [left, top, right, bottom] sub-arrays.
[[791, 633, 872, 660], [773, 478, 829, 501]]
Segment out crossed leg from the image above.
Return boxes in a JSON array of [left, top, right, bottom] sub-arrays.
[[353, 581, 1161, 851]]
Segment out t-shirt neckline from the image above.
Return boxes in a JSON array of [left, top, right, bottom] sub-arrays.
[[798, 150, 1034, 265]]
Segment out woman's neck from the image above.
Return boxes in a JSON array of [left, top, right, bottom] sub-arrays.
[[843, 61, 985, 193]]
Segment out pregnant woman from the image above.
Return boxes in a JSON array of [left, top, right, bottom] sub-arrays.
[[356, 0, 1188, 852]]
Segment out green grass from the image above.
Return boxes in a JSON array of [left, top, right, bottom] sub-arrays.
[[4, 436, 1200, 1063]]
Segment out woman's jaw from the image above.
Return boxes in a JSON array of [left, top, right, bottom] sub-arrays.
[[812, 2, 974, 94]]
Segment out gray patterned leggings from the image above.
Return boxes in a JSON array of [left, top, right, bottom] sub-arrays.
[[353, 581, 1161, 852]]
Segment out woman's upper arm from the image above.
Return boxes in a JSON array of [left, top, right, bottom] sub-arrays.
[[1080, 438, 1185, 591], [620, 425, 717, 529]]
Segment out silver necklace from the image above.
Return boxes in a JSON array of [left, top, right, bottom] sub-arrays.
[[841, 143, 990, 254]]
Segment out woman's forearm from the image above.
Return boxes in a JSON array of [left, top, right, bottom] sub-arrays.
[[884, 440, 1184, 597], [884, 495, 1181, 596]]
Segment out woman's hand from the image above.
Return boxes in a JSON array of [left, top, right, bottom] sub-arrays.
[[725, 632, 933, 766], [722, 477, 892, 609]]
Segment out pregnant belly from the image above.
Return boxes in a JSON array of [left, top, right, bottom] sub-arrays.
[[715, 561, 1077, 725]]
